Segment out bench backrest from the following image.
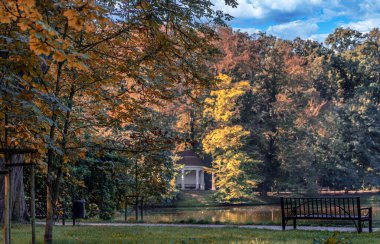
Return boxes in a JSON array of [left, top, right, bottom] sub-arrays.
[[280, 197, 361, 218]]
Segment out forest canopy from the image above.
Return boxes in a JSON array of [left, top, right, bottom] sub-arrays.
[[202, 27, 380, 198]]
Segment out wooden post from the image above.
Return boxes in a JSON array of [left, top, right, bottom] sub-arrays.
[[0, 148, 37, 244], [4, 170, 10, 244], [8, 175, 11, 233], [62, 208, 65, 226], [6, 153, 12, 244], [72, 202, 75, 226], [31, 164, 36, 244], [135, 198, 138, 221], [7, 166, 11, 244], [280, 197, 286, 231], [140, 198, 143, 221], [124, 200, 128, 222]]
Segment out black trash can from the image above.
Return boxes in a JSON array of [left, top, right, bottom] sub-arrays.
[[73, 199, 86, 225]]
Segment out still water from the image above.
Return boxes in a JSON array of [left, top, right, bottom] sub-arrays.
[[124, 195, 380, 224], [142, 205, 281, 224]]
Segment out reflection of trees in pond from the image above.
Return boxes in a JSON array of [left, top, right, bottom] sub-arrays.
[[215, 207, 280, 223], [137, 202, 380, 224], [142, 206, 282, 223]]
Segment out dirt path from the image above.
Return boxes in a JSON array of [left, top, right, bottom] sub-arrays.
[[36, 222, 376, 233]]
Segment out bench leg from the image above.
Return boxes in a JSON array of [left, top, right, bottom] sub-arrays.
[[282, 219, 286, 231], [293, 218, 296, 230], [369, 207, 373, 233], [358, 220, 362, 233]]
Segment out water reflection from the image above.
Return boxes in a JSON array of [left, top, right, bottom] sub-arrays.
[[139, 205, 282, 224], [122, 196, 380, 224]]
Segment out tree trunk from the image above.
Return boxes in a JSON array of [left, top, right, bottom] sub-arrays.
[[44, 182, 54, 244], [211, 172, 216, 190], [0, 154, 29, 223], [260, 184, 268, 197], [44, 83, 75, 243]]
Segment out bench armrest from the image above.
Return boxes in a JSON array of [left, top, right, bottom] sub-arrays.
[[360, 207, 372, 217], [360, 207, 372, 211]]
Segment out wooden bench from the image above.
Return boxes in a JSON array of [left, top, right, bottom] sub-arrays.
[[280, 197, 372, 233]]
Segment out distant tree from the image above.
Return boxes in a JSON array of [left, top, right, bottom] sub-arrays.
[[202, 74, 258, 200]]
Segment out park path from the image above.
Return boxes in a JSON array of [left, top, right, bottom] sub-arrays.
[[36, 222, 376, 233]]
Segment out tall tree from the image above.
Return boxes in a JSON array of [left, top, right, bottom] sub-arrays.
[[203, 74, 258, 200], [1, 0, 236, 242]]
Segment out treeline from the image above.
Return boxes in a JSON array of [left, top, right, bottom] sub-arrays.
[[200, 28, 380, 199], [1, 1, 379, 234]]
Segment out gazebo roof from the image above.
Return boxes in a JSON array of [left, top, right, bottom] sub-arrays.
[[177, 150, 205, 167]]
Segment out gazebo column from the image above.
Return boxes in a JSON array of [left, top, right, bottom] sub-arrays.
[[181, 169, 185, 190], [195, 169, 199, 190], [200, 170, 205, 190]]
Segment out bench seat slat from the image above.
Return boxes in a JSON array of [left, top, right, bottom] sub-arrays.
[[284, 214, 370, 220]]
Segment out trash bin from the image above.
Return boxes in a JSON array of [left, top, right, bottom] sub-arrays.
[[73, 200, 86, 219]]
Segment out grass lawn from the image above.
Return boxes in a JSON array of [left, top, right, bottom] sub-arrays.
[[3, 225, 380, 244]]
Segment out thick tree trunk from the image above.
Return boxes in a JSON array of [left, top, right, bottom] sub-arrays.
[[0, 154, 29, 223]]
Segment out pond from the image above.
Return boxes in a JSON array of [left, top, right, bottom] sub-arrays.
[[122, 195, 380, 225]]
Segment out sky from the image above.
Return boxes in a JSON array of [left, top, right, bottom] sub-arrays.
[[212, 0, 380, 42]]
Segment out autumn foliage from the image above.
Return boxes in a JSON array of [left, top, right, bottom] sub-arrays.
[[0, 0, 235, 242]]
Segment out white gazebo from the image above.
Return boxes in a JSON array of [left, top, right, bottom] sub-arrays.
[[176, 150, 205, 190]]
